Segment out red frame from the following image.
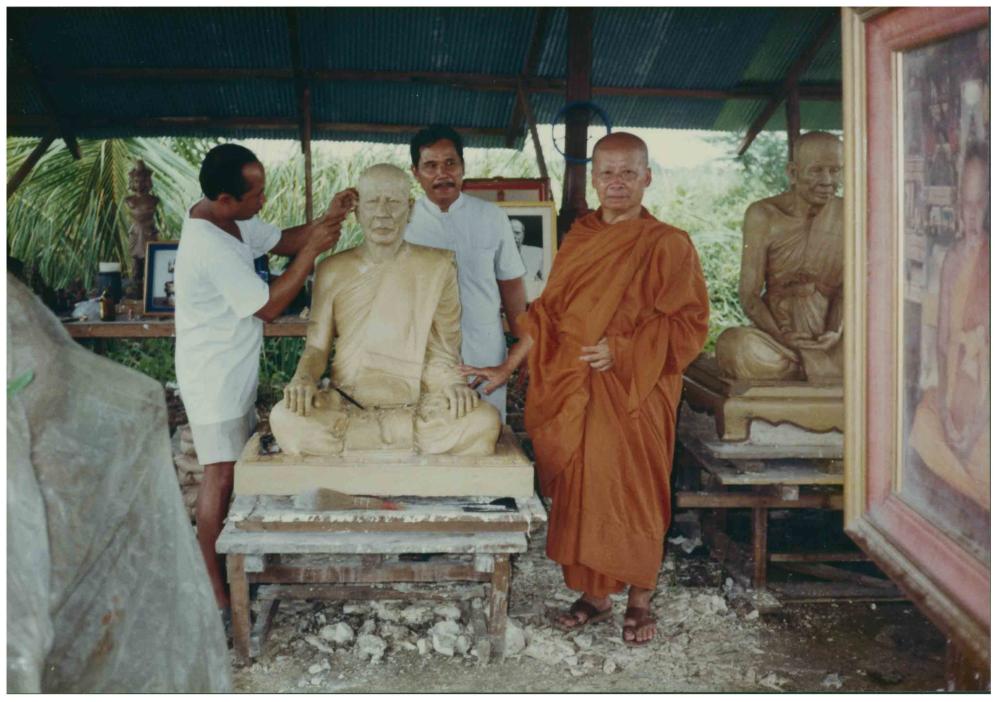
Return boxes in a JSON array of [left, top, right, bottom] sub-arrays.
[[462, 177, 551, 202], [848, 6, 989, 664]]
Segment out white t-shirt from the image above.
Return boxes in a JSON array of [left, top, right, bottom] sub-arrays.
[[174, 212, 280, 425], [404, 193, 525, 368]]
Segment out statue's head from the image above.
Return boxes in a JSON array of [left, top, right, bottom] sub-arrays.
[[788, 132, 843, 207], [591, 132, 652, 215], [357, 164, 414, 248], [129, 159, 153, 194]]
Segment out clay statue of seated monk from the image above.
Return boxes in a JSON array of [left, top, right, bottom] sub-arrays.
[[269, 164, 501, 456], [715, 132, 844, 382]]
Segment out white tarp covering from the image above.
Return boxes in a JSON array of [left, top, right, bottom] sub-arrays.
[[7, 274, 231, 692]]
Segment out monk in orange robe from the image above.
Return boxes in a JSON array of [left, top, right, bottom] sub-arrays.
[[462, 132, 709, 645]]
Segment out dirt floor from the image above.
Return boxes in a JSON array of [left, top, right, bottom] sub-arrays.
[[229, 519, 947, 694]]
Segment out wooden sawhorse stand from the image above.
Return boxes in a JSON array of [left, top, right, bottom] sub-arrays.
[[217, 495, 546, 664]]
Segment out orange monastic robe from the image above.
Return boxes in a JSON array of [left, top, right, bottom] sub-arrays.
[[518, 208, 709, 596]]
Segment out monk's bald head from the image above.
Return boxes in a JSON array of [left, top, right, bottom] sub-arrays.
[[592, 132, 649, 167], [358, 163, 411, 198]]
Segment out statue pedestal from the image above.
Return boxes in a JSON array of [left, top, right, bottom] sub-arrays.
[[234, 426, 535, 498], [683, 354, 844, 446]]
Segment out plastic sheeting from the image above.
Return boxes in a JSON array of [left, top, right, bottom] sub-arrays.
[[6, 274, 231, 693]]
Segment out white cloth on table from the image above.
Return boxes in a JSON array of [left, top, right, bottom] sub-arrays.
[[174, 212, 280, 429], [404, 193, 526, 422]]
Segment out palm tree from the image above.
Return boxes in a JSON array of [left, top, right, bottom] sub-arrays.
[[7, 137, 199, 290]]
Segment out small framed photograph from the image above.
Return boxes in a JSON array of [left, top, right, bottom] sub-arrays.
[[497, 201, 557, 303], [463, 177, 551, 203], [143, 240, 179, 316], [842, 6, 988, 670]]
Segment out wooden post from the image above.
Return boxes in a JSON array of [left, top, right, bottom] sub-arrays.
[[557, 8, 592, 240], [7, 134, 54, 199], [488, 554, 511, 658], [302, 87, 313, 222], [752, 505, 769, 589], [227, 553, 253, 664], [785, 84, 801, 162]]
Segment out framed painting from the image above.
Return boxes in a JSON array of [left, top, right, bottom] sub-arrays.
[[143, 240, 179, 316], [842, 7, 989, 676], [497, 201, 558, 303], [462, 177, 551, 203]]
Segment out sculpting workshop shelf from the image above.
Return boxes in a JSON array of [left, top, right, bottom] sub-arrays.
[[234, 426, 535, 497]]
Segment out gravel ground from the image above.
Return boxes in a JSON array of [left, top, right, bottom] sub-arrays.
[[230, 521, 947, 694]]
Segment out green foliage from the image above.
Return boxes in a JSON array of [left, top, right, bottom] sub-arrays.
[[7, 137, 199, 289], [101, 338, 177, 384], [258, 337, 307, 408]]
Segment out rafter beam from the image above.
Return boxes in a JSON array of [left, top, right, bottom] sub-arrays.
[[12, 65, 841, 101], [8, 114, 508, 138], [737, 10, 840, 156], [8, 22, 80, 159], [505, 8, 552, 148], [7, 134, 55, 199]]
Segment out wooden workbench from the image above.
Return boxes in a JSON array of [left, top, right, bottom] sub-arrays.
[[217, 494, 547, 664]]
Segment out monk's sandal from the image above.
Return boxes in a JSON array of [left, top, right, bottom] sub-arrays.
[[555, 598, 613, 631]]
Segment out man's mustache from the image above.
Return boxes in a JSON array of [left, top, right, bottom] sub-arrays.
[[433, 180, 456, 189]]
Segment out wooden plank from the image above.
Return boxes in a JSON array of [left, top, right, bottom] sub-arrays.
[[773, 561, 897, 590], [14, 65, 840, 101], [674, 491, 844, 509], [769, 551, 868, 563], [249, 561, 489, 584], [216, 524, 527, 555], [237, 518, 528, 533], [768, 581, 905, 603], [63, 314, 308, 338], [7, 134, 55, 199], [255, 583, 488, 602]]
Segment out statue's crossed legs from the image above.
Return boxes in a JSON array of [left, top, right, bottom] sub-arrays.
[[270, 389, 501, 457]]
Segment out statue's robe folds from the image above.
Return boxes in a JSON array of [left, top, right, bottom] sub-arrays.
[[518, 209, 709, 595], [717, 197, 844, 380], [910, 238, 989, 508], [270, 243, 500, 456]]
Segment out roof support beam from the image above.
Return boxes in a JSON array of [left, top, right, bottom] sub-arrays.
[[558, 8, 592, 239], [8, 114, 508, 138], [505, 8, 551, 148], [285, 8, 313, 222], [737, 10, 839, 156], [7, 134, 55, 200], [14, 66, 841, 101], [785, 84, 801, 161], [516, 78, 549, 182], [8, 23, 81, 159]]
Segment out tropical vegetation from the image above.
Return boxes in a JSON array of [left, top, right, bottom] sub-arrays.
[[7, 130, 790, 397]]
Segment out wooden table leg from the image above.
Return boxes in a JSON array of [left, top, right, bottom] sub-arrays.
[[488, 554, 511, 659], [752, 507, 768, 589], [227, 553, 252, 664]]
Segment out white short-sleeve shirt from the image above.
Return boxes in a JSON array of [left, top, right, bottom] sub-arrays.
[[404, 193, 525, 420], [174, 211, 280, 425]]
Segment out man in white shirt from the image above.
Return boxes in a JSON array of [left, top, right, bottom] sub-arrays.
[[175, 143, 356, 611], [404, 125, 527, 422]]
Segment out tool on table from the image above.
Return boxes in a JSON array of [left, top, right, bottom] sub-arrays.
[[293, 487, 400, 511], [461, 497, 518, 513]]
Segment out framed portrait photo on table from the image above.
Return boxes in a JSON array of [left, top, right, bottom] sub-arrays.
[[143, 240, 179, 316], [842, 6, 989, 680], [498, 201, 557, 303]]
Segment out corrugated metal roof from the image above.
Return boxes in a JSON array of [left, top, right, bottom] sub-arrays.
[[7, 7, 842, 147]]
